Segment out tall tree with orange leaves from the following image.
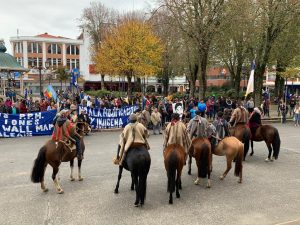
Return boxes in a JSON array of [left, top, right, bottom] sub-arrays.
[[95, 19, 163, 95]]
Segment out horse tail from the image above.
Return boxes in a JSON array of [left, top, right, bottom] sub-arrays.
[[31, 146, 47, 183], [234, 143, 243, 177], [167, 149, 177, 193], [272, 129, 281, 159], [138, 152, 151, 204], [198, 143, 209, 178]]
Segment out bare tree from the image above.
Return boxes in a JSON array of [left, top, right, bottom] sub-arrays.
[[79, 2, 118, 90], [162, 0, 225, 98]]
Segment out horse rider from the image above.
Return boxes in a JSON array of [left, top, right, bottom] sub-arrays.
[[52, 109, 83, 160], [163, 113, 191, 157], [113, 113, 150, 166], [248, 107, 262, 137], [69, 104, 78, 123], [229, 101, 249, 127], [210, 111, 230, 147], [78, 108, 91, 126], [186, 110, 209, 140]]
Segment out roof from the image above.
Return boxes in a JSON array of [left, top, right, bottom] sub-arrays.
[[35, 33, 69, 39], [0, 43, 29, 72]]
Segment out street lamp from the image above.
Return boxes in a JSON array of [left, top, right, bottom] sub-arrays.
[[38, 60, 50, 98]]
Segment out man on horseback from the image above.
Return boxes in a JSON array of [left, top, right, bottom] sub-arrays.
[[229, 102, 249, 127], [52, 109, 83, 160], [78, 109, 91, 126], [163, 113, 191, 155], [186, 110, 209, 139], [248, 107, 262, 137], [210, 111, 230, 148], [113, 113, 150, 166]]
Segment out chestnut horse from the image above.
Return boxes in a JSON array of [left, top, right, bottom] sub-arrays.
[[188, 138, 212, 188], [211, 136, 244, 183], [31, 125, 85, 194], [250, 124, 281, 162], [229, 123, 251, 160], [163, 144, 186, 204], [114, 145, 151, 207]]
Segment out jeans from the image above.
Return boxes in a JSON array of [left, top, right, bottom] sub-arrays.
[[295, 114, 300, 125]]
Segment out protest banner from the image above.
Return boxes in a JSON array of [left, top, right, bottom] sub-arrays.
[[0, 110, 56, 138], [78, 105, 139, 129]]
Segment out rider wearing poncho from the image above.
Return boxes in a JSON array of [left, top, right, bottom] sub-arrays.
[[163, 113, 191, 155], [52, 109, 83, 160], [114, 114, 150, 166], [186, 110, 209, 139], [229, 102, 249, 127], [211, 111, 230, 147]]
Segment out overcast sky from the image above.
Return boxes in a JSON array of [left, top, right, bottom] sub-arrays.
[[0, 0, 156, 53]]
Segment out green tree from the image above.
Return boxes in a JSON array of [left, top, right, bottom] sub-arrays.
[[55, 66, 69, 90]]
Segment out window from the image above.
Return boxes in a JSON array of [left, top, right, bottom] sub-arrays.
[[47, 44, 62, 54], [16, 57, 24, 66], [47, 58, 62, 68], [28, 57, 42, 68], [14, 42, 23, 54], [67, 59, 80, 70], [28, 42, 42, 53], [66, 45, 79, 55]]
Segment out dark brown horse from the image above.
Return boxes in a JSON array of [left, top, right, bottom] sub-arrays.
[[31, 125, 85, 193], [188, 138, 212, 188], [163, 144, 186, 204], [230, 123, 251, 160], [250, 124, 281, 162], [77, 117, 91, 135], [211, 136, 244, 183]]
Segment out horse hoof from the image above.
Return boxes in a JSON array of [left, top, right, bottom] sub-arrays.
[[70, 178, 75, 182], [238, 180, 242, 184], [250, 153, 254, 156], [176, 193, 180, 198], [42, 188, 49, 192], [265, 158, 270, 162], [134, 201, 139, 207], [114, 189, 119, 194], [169, 200, 173, 204], [206, 184, 211, 188], [57, 189, 64, 194], [219, 176, 224, 180], [188, 171, 191, 175], [194, 178, 200, 185], [78, 177, 84, 181], [131, 187, 134, 191]]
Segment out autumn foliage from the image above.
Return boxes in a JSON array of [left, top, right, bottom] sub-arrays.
[[95, 19, 163, 93]]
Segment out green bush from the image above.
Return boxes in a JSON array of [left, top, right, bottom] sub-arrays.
[[86, 89, 112, 98]]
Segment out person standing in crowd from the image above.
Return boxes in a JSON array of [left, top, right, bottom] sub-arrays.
[[158, 101, 167, 127], [11, 103, 19, 115], [189, 105, 197, 119], [142, 106, 151, 129], [279, 101, 287, 123], [19, 99, 28, 114], [294, 103, 300, 127], [211, 111, 230, 147], [151, 107, 162, 135], [289, 97, 296, 117], [187, 110, 209, 140], [197, 100, 206, 117]]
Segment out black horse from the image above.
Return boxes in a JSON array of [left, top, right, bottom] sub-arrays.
[[114, 146, 151, 207]]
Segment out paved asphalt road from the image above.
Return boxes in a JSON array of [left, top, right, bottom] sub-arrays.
[[0, 123, 299, 225]]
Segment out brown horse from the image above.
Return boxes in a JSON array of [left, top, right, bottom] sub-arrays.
[[187, 138, 212, 188], [77, 117, 91, 135], [211, 136, 244, 183], [30, 125, 85, 193], [229, 123, 251, 160], [163, 144, 186, 204], [250, 124, 281, 162]]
